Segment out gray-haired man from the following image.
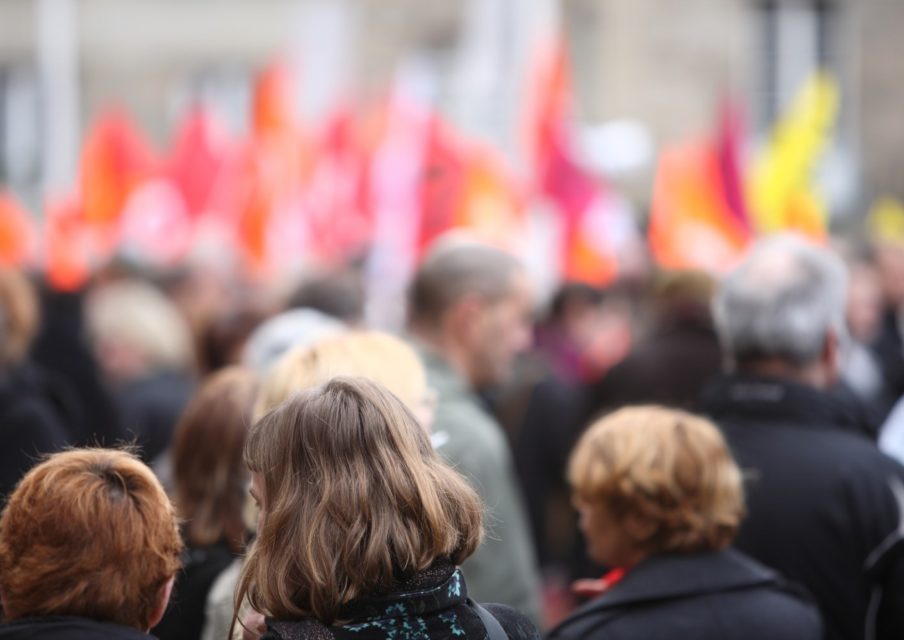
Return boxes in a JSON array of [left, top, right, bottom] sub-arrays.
[[701, 234, 904, 640]]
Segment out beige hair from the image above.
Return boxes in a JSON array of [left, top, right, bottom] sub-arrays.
[[234, 377, 482, 627], [87, 279, 194, 371], [254, 331, 428, 420], [0, 267, 38, 367], [569, 406, 745, 554]]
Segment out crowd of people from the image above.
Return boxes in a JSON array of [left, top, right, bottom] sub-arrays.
[[1, 231, 904, 640]]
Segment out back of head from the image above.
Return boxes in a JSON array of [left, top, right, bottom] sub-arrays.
[[0, 449, 182, 630], [408, 239, 523, 332], [712, 234, 848, 370], [569, 406, 744, 555], [287, 270, 365, 325], [255, 331, 428, 421], [87, 279, 195, 376], [237, 377, 482, 624], [171, 366, 258, 552], [0, 268, 38, 368], [242, 308, 345, 373]]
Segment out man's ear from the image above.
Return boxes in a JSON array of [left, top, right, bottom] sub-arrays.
[[445, 295, 484, 340], [147, 576, 175, 631]]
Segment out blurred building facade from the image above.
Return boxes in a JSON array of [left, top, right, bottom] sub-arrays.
[[0, 0, 901, 218]]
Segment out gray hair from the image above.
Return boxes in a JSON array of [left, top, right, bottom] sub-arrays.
[[407, 240, 523, 330], [712, 234, 849, 368]]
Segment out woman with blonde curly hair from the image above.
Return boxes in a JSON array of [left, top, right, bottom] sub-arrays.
[[233, 377, 539, 640], [548, 406, 822, 640]]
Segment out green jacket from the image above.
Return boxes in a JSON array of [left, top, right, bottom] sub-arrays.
[[420, 348, 542, 627]]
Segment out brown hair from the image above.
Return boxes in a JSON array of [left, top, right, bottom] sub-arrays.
[[0, 267, 38, 366], [171, 366, 258, 552], [0, 448, 183, 629], [569, 406, 745, 554], [235, 377, 482, 626], [255, 331, 428, 420]]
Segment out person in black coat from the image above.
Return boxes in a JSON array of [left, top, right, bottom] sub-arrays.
[[0, 449, 182, 640], [548, 405, 821, 640], [0, 269, 71, 502], [702, 234, 904, 640]]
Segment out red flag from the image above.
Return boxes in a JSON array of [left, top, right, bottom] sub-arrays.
[[166, 107, 235, 219], [526, 40, 625, 286]]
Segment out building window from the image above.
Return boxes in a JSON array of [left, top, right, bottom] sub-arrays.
[[0, 66, 42, 191], [756, 0, 838, 127]]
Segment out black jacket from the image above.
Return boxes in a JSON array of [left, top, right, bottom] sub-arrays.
[[701, 374, 904, 640], [0, 365, 69, 503], [547, 549, 821, 640], [262, 562, 539, 640], [0, 616, 155, 640], [152, 541, 237, 640]]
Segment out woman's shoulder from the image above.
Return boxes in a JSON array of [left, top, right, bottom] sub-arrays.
[[481, 603, 542, 640]]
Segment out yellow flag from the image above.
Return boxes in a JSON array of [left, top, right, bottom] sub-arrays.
[[868, 196, 904, 246], [748, 72, 838, 238]]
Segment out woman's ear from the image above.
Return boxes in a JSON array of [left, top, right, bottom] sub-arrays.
[[147, 576, 176, 631], [624, 513, 658, 544]]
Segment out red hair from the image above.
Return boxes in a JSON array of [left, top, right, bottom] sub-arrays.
[[0, 449, 183, 629]]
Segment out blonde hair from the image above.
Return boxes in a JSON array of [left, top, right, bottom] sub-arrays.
[[254, 331, 428, 420], [569, 406, 744, 554], [0, 449, 182, 630], [235, 377, 482, 627], [87, 280, 194, 371]]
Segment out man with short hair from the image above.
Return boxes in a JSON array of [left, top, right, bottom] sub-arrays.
[[701, 234, 904, 640], [408, 239, 542, 625]]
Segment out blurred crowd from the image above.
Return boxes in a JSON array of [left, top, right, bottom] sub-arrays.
[[1, 230, 904, 640]]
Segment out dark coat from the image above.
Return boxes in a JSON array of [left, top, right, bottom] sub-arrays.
[[0, 365, 69, 503], [152, 541, 237, 640], [262, 562, 540, 640], [0, 616, 155, 640], [701, 374, 904, 640], [547, 549, 822, 640], [117, 370, 194, 463], [581, 311, 722, 423]]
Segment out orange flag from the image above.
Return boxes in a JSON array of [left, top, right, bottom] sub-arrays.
[[44, 195, 92, 292], [0, 192, 37, 268], [648, 141, 751, 273], [236, 61, 310, 276], [79, 109, 157, 232]]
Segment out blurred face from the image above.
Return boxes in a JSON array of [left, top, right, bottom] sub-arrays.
[[574, 496, 645, 569], [847, 263, 883, 342], [467, 272, 533, 389]]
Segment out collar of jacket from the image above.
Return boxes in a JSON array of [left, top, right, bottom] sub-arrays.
[[0, 616, 152, 640], [550, 550, 783, 636], [698, 373, 869, 436], [414, 343, 473, 401], [337, 562, 467, 624], [267, 560, 468, 639]]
